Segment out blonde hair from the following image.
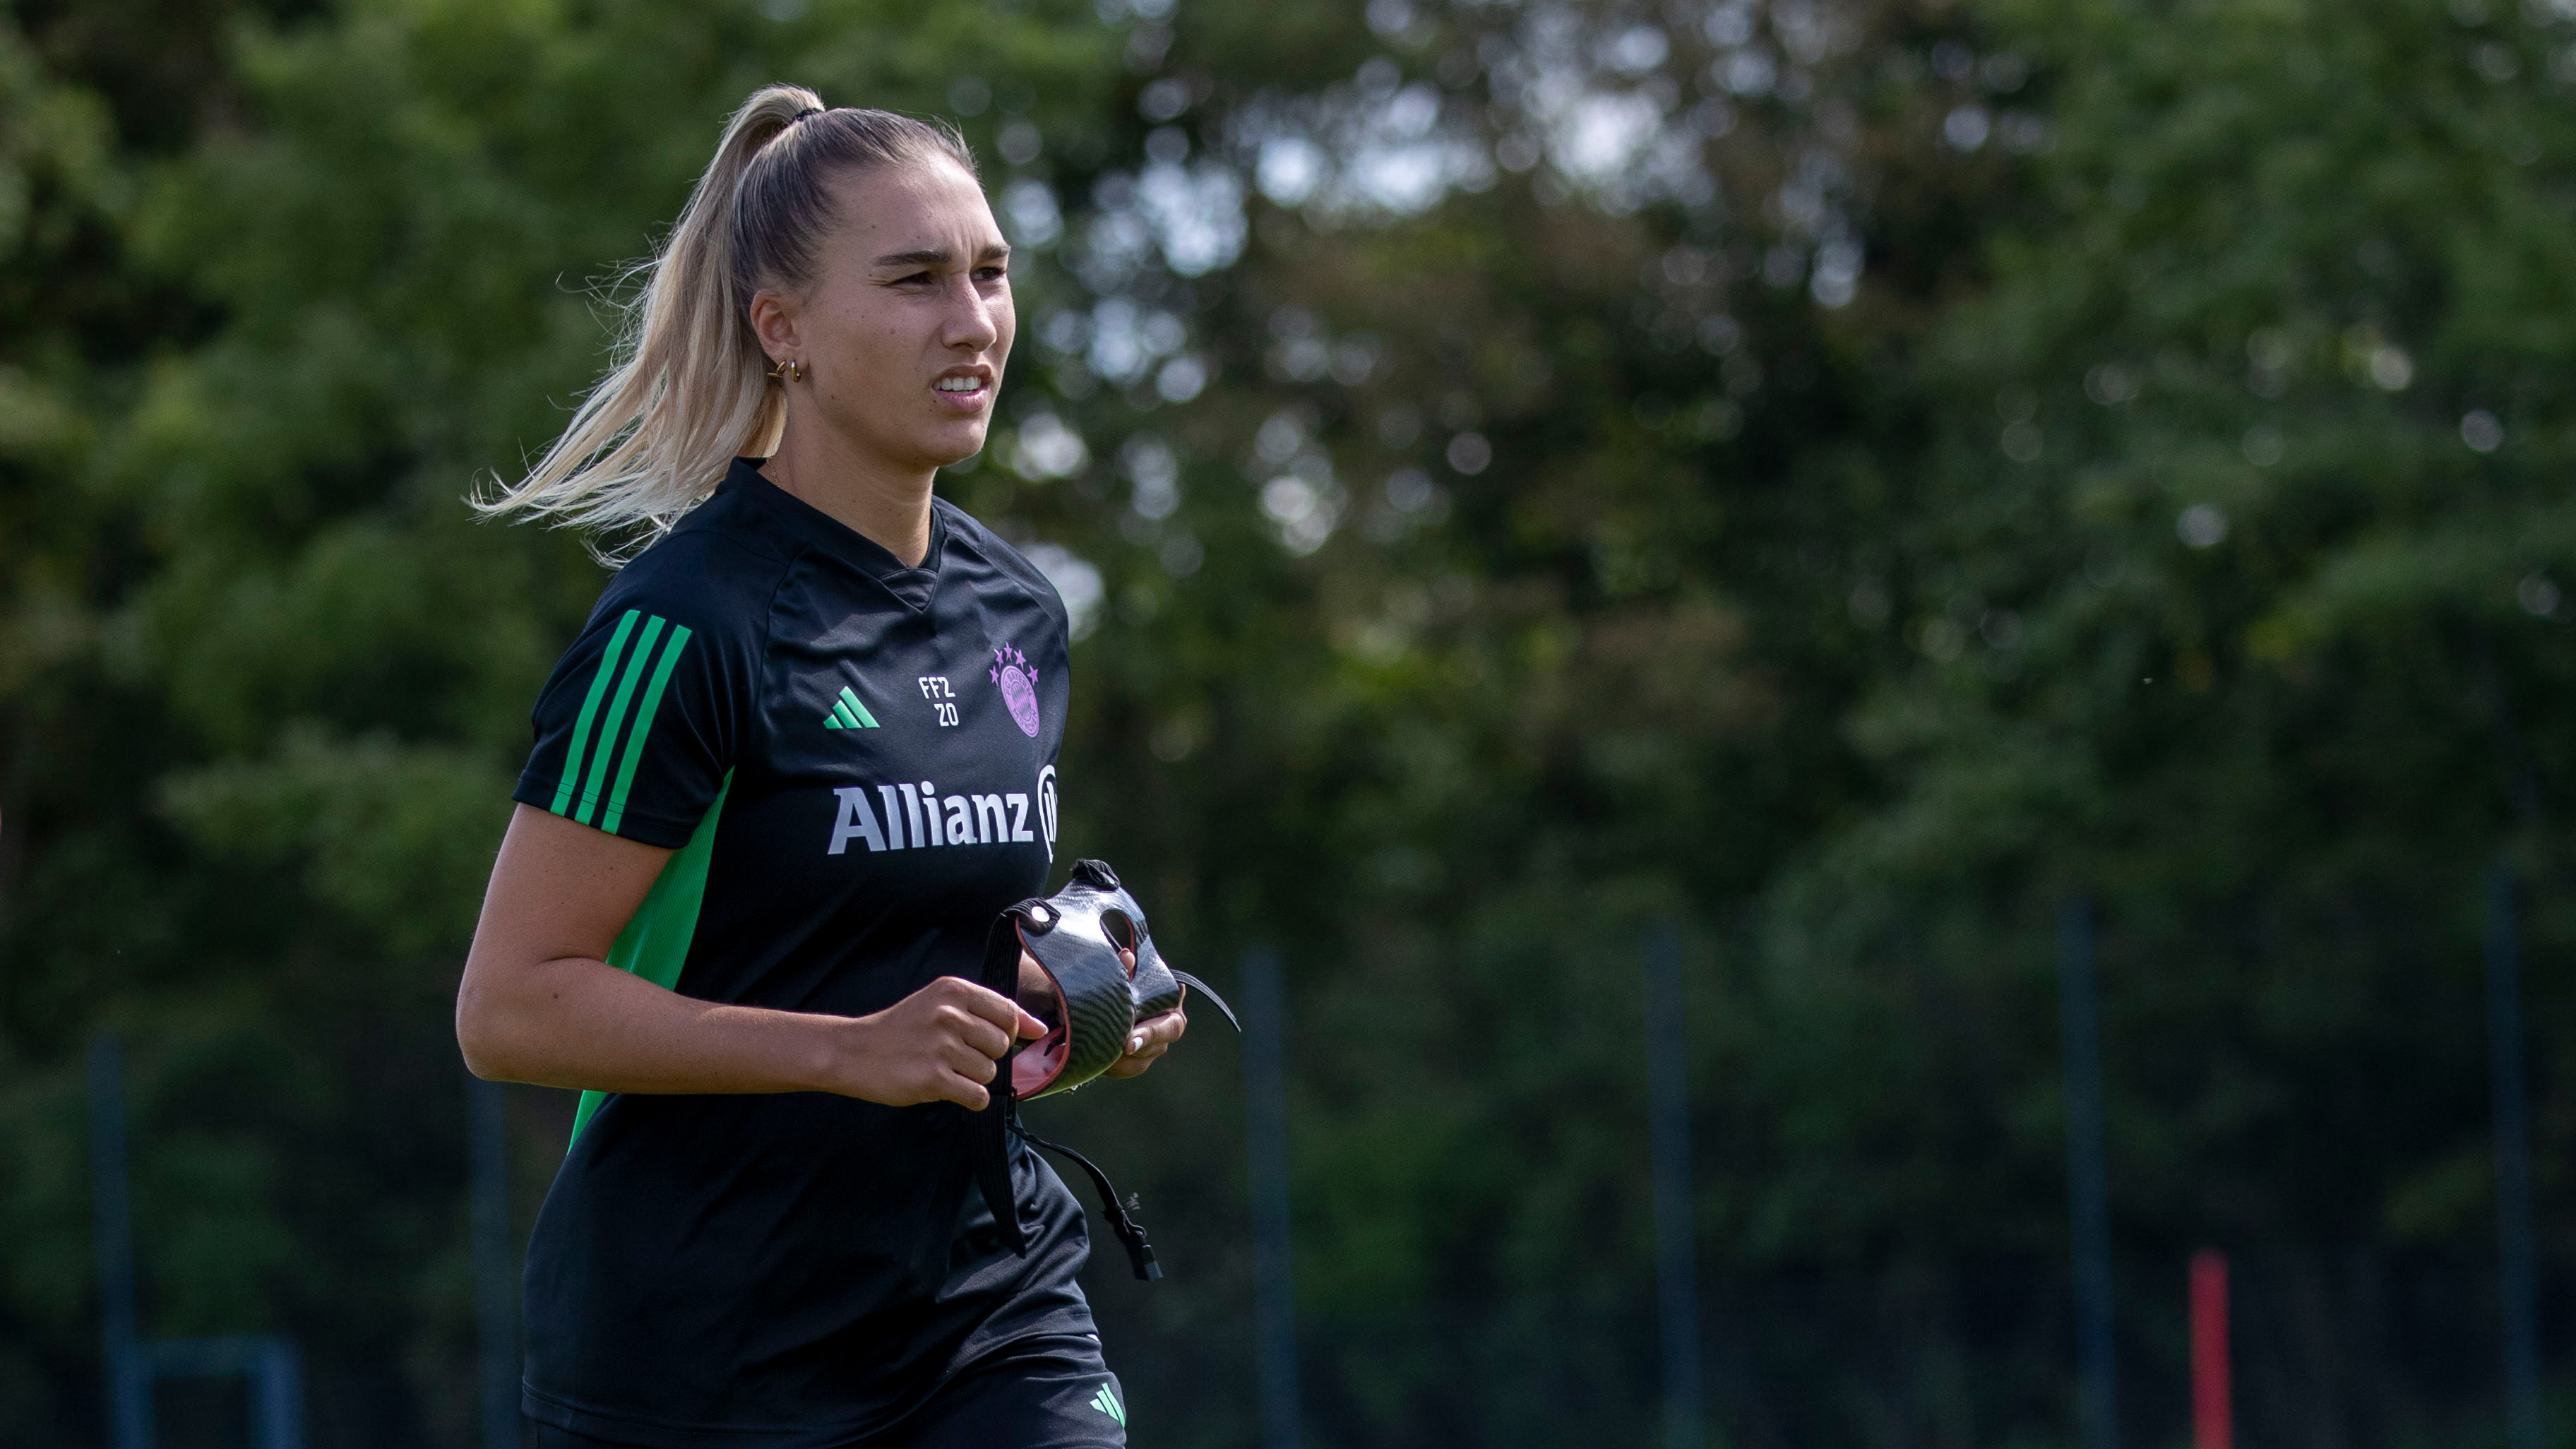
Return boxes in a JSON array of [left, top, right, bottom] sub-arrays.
[[481, 84, 977, 558]]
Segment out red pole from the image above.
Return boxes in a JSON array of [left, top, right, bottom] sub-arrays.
[[2190, 1250, 2232, 1449]]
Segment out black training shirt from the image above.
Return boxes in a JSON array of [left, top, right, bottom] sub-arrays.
[[511, 460, 1093, 1448]]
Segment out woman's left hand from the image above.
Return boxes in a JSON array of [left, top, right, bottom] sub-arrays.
[[1103, 1000, 1186, 1079], [1017, 946, 1188, 1078]]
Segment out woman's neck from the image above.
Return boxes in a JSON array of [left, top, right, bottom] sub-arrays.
[[757, 417, 936, 567]]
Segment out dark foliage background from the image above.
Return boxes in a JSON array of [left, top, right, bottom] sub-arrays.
[[5, 0, 2574, 1444]]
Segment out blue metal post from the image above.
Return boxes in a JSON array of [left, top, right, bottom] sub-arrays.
[[2486, 862, 2543, 1449], [90, 1037, 307, 1449], [470, 1073, 520, 1449], [1243, 947, 1301, 1449], [2058, 897, 2118, 1449], [251, 1337, 304, 1449], [89, 1035, 150, 1449], [138, 1336, 302, 1449], [1645, 919, 1704, 1449]]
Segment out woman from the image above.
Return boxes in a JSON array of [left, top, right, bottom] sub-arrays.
[[455, 85, 1183, 1449]]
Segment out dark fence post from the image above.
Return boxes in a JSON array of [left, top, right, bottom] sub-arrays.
[[1645, 919, 1704, 1449], [469, 1073, 520, 1449], [2059, 897, 2118, 1449], [2486, 861, 2543, 1449], [89, 1034, 150, 1449], [1243, 946, 1301, 1449]]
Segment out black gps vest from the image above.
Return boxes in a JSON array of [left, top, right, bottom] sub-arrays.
[[509, 461, 1092, 1449]]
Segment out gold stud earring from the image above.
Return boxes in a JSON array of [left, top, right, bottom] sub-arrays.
[[768, 358, 806, 383]]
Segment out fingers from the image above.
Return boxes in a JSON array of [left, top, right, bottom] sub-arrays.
[[1008, 954, 1059, 1039], [946, 976, 1027, 1037], [932, 1031, 1001, 1109], [869, 973, 1188, 1103], [1138, 1007, 1188, 1051], [854, 978, 1039, 1111], [940, 1033, 1001, 1082], [1102, 1007, 1186, 1079], [936, 1001, 1014, 1062]]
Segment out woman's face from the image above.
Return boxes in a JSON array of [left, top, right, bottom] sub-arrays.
[[757, 156, 1015, 476]]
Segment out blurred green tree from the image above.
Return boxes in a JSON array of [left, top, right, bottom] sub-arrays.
[[8, 0, 2576, 1445]]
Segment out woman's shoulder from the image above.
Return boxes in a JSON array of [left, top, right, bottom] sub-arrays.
[[934, 499, 1071, 632], [635, 476, 811, 575], [590, 502, 800, 643]]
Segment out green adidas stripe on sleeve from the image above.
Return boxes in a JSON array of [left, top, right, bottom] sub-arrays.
[[570, 775, 728, 1146], [550, 609, 639, 816], [573, 614, 666, 825], [602, 625, 692, 836]]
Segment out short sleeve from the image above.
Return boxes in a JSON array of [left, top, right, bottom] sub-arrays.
[[514, 592, 740, 849]]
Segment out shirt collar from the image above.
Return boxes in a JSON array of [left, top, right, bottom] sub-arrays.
[[723, 458, 947, 606]]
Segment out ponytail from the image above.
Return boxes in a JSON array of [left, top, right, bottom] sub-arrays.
[[481, 85, 976, 559]]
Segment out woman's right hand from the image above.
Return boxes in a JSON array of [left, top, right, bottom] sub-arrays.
[[835, 977, 1046, 1109]]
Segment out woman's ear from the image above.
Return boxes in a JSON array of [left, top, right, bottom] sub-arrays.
[[748, 286, 801, 367]]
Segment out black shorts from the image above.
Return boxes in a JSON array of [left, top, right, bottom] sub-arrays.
[[523, 1336, 1127, 1449]]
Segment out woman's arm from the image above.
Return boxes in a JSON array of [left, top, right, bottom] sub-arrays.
[[457, 803, 1043, 1109]]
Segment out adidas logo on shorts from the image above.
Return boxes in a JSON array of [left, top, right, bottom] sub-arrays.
[[1089, 1382, 1125, 1426]]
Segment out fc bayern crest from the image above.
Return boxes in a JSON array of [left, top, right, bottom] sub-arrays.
[[991, 645, 1042, 738]]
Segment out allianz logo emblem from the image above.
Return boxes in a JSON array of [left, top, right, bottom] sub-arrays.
[[828, 773, 1056, 858]]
